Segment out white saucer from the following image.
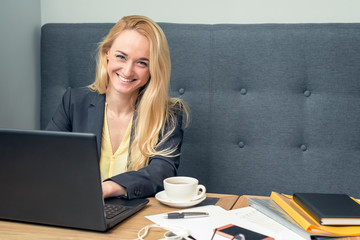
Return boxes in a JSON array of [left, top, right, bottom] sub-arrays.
[[155, 191, 206, 208]]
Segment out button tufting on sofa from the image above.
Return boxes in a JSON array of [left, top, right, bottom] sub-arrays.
[[178, 88, 185, 95], [304, 90, 311, 97], [240, 88, 247, 95], [300, 144, 308, 151]]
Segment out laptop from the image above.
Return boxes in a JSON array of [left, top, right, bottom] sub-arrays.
[[0, 128, 149, 231]]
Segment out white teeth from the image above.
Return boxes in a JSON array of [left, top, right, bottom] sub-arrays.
[[118, 74, 133, 82]]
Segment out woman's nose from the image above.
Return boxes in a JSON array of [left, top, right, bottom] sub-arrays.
[[122, 61, 134, 77]]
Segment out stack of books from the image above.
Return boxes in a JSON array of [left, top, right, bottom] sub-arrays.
[[248, 192, 360, 238]]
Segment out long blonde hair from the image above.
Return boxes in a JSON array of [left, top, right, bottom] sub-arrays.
[[89, 15, 189, 170]]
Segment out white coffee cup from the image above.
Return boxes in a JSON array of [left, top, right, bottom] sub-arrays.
[[163, 176, 206, 202]]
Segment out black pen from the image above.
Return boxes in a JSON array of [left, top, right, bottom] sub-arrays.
[[167, 212, 209, 219]]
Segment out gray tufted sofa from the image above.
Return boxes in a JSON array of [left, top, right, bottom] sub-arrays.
[[41, 23, 360, 198]]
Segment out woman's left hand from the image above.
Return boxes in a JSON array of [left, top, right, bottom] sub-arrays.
[[102, 180, 127, 198]]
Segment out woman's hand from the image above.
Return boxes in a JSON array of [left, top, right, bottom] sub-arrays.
[[102, 180, 127, 198]]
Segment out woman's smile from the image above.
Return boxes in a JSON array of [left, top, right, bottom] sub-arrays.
[[116, 73, 135, 83]]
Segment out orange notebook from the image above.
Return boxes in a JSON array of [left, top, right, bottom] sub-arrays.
[[270, 192, 360, 236]]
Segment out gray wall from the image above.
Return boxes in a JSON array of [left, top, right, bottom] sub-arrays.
[[0, 0, 41, 129], [1, 0, 360, 129], [41, 0, 360, 25]]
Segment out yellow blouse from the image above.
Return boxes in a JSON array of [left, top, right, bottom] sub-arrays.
[[99, 103, 133, 182]]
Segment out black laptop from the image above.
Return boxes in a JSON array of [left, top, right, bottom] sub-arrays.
[[0, 128, 149, 231]]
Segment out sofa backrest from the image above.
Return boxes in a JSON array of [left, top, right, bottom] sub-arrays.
[[41, 23, 360, 198]]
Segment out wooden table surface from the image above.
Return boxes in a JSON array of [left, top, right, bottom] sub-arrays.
[[2, 194, 359, 239], [0, 193, 239, 240]]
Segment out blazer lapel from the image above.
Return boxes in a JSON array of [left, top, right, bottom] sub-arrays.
[[88, 93, 105, 159]]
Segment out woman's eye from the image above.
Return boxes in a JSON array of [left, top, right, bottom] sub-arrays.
[[138, 61, 148, 67], [116, 55, 126, 60]]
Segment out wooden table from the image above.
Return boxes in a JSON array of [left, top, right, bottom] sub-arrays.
[[233, 195, 360, 240], [0, 193, 239, 240]]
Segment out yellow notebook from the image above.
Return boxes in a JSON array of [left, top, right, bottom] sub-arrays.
[[270, 192, 360, 236]]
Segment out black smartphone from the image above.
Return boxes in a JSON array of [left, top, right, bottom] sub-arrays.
[[212, 224, 274, 240]]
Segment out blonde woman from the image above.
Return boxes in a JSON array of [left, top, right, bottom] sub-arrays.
[[46, 15, 189, 199]]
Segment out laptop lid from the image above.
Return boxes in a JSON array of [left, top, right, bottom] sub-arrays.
[[0, 128, 148, 231]]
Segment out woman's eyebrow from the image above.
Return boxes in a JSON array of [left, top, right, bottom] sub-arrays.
[[115, 50, 149, 62], [139, 57, 150, 62], [115, 50, 128, 56]]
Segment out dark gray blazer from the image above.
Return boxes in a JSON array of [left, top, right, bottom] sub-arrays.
[[46, 87, 184, 199]]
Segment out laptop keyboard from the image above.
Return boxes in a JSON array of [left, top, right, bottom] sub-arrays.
[[105, 204, 128, 219]]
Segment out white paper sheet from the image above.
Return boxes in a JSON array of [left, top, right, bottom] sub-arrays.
[[146, 206, 232, 239], [229, 208, 310, 240], [146, 205, 309, 240]]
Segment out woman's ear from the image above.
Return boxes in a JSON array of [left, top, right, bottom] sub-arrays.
[[106, 50, 110, 61]]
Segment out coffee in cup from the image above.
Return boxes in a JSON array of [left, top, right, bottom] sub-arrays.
[[163, 176, 206, 202]]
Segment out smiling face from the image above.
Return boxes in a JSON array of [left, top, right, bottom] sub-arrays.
[[106, 30, 150, 98]]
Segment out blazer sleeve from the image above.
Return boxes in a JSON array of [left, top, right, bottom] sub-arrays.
[[45, 88, 73, 132], [108, 110, 184, 199]]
